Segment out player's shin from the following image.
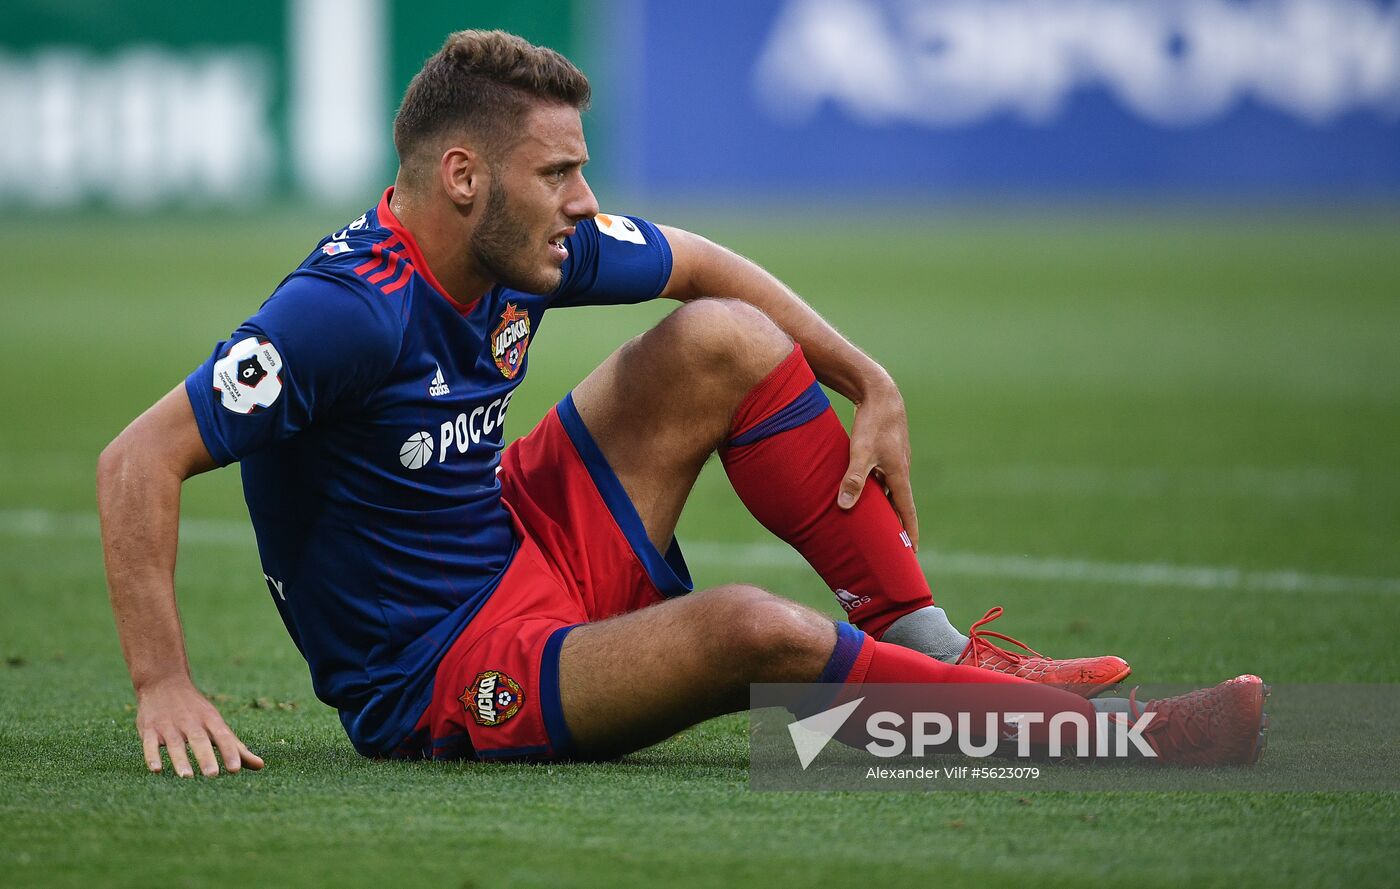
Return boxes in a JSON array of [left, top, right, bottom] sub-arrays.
[[720, 345, 965, 654]]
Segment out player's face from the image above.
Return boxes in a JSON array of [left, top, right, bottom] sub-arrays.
[[470, 103, 598, 294]]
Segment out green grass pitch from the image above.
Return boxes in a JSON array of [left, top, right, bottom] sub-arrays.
[[2, 206, 1398, 887]]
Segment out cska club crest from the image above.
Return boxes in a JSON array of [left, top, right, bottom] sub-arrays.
[[461, 670, 524, 727], [491, 303, 531, 380]]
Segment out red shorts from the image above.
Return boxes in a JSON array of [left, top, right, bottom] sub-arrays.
[[397, 393, 692, 761]]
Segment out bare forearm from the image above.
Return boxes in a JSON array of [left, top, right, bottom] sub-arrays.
[[658, 224, 921, 542], [98, 441, 192, 691], [98, 388, 259, 777], [97, 386, 216, 692], [659, 227, 895, 404], [720, 252, 893, 403]]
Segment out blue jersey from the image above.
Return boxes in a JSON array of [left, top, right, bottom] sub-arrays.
[[185, 189, 672, 755]]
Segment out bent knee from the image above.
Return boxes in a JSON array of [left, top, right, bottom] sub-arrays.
[[658, 299, 792, 384], [696, 585, 833, 677]]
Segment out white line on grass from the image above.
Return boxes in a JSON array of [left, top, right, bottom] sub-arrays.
[[680, 541, 1400, 596], [3, 507, 1398, 597], [932, 464, 1372, 501]]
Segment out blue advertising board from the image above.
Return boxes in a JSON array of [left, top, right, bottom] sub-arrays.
[[608, 0, 1400, 196]]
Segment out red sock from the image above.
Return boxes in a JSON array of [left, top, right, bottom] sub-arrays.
[[822, 623, 1095, 750], [722, 344, 932, 637], [823, 619, 1023, 686]]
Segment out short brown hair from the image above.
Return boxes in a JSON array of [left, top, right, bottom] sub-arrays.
[[393, 30, 591, 176]]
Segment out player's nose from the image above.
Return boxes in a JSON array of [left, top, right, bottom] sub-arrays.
[[565, 173, 599, 222]]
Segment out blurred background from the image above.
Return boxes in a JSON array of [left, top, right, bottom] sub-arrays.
[[3, 0, 1399, 659], [2, 5, 1398, 884], [5, 0, 1398, 208]]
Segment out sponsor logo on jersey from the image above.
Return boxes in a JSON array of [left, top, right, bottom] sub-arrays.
[[213, 336, 284, 414], [834, 588, 872, 613], [428, 364, 450, 397], [461, 670, 524, 727], [322, 241, 352, 256], [397, 391, 517, 471], [399, 430, 434, 469], [491, 303, 531, 380], [594, 212, 647, 245]]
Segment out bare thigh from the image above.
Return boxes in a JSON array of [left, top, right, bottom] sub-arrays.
[[569, 299, 792, 551], [557, 585, 835, 759]]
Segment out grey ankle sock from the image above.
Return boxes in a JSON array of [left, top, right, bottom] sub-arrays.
[[880, 605, 970, 664]]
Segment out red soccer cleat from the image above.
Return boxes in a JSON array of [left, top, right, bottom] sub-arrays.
[[955, 606, 1131, 697], [1129, 674, 1271, 766]]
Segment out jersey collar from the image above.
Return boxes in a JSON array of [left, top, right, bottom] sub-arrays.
[[375, 187, 479, 316]]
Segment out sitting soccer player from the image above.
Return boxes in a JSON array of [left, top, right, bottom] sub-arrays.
[[96, 30, 1267, 776]]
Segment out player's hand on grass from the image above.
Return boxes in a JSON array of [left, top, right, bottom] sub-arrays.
[[135, 676, 264, 777], [838, 380, 919, 550]]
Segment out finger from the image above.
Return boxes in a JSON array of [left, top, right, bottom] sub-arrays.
[[188, 730, 220, 777], [873, 469, 891, 498], [141, 731, 163, 773], [211, 729, 242, 774], [164, 732, 195, 778], [888, 474, 920, 551], [238, 741, 265, 771], [838, 457, 873, 509]]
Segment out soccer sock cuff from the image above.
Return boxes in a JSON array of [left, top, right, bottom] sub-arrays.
[[819, 621, 872, 684], [788, 622, 872, 721], [726, 343, 829, 446]]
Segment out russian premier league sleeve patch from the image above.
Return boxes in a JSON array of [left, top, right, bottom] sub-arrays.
[[212, 336, 284, 414], [594, 212, 647, 245]]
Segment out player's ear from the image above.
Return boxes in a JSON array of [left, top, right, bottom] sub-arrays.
[[439, 145, 482, 209]]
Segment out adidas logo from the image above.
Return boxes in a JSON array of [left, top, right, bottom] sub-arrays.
[[428, 364, 450, 397], [833, 588, 871, 613]]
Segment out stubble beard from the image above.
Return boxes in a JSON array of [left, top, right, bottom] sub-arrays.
[[469, 178, 564, 295]]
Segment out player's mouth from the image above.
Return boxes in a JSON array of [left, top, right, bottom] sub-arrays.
[[547, 228, 574, 262]]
